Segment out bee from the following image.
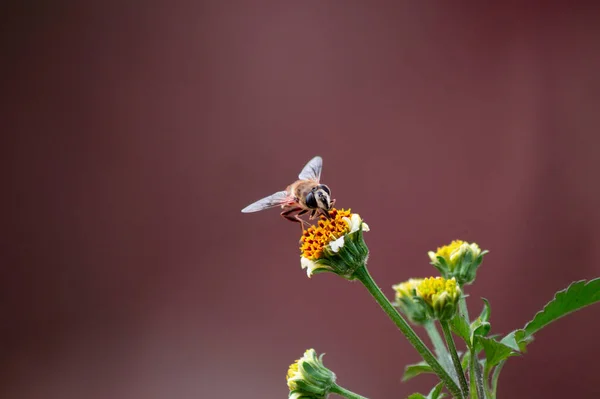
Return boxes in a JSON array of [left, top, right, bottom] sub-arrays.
[[241, 156, 335, 230]]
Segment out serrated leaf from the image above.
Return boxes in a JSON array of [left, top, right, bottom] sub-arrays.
[[523, 278, 600, 337], [450, 313, 471, 345], [402, 361, 434, 381], [479, 337, 519, 367], [427, 381, 446, 399]]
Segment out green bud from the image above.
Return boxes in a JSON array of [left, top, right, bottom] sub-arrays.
[[287, 349, 336, 399], [415, 277, 461, 321], [428, 240, 488, 285], [392, 279, 429, 324]]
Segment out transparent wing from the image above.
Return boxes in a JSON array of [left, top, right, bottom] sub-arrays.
[[241, 191, 291, 213], [298, 156, 322, 182]]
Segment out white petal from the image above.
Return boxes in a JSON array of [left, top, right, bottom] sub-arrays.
[[301, 257, 318, 277], [428, 251, 437, 262], [343, 214, 368, 233], [329, 236, 345, 252]]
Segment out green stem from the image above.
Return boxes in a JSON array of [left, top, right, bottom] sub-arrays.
[[424, 321, 456, 382], [353, 265, 463, 399], [424, 321, 448, 359], [490, 361, 506, 399], [440, 321, 469, 398], [330, 383, 369, 399], [469, 351, 486, 399], [468, 352, 477, 399]]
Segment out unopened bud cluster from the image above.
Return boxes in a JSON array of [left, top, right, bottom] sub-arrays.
[[428, 240, 488, 285]]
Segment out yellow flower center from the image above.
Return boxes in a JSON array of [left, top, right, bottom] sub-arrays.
[[393, 279, 423, 299], [435, 240, 465, 259], [300, 208, 352, 260], [286, 360, 299, 389], [417, 277, 458, 304]]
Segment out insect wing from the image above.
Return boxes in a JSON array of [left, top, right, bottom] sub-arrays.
[[298, 156, 322, 182], [241, 191, 291, 213]]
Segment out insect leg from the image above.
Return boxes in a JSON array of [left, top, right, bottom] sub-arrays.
[[281, 207, 311, 232]]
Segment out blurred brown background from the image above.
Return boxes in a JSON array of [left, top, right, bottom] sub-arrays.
[[3, 1, 600, 398]]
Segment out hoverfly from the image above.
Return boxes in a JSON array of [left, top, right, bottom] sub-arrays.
[[241, 156, 335, 230]]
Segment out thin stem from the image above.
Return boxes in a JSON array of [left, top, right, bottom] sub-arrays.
[[483, 366, 492, 399], [330, 383, 369, 399], [440, 321, 469, 398], [490, 361, 506, 399], [468, 352, 477, 399], [352, 265, 463, 399], [424, 321, 457, 382], [469, 351, 486, 399], [424, 321, 448, 359]]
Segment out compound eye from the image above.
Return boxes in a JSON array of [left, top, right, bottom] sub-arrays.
[[305, 191, 317, 208], [319, 184, 331, 195]]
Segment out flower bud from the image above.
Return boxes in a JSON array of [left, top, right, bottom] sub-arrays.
[[287, 349, 336, 399], [392, 279, 429, 325], [415, 277, 461, 321], [428, 240, 488, 285], [300, 209, 369, 280]]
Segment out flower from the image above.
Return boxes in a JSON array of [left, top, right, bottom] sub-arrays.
[[300, 209, 370, 279], [286, 349, 336, 399], [428, 240, 488, 285], [415, 276, 461, 321], [392, 278, 429, 324]]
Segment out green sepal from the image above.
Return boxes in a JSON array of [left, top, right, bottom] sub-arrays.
[[289, 389, 319, 399], [292, 379, 324, 395], [478, 336, 519, 368], [402, 361, 434, 381], [315, 225, 369, 281], [394, 296, 430, 325], [432, 256, 449, 277], [523, 278, 600, 338]]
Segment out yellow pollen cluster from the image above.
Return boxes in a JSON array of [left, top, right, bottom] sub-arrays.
[[417, 277, 458, 303], [434, 240, 465, 261], [300, 209, 352, 260]]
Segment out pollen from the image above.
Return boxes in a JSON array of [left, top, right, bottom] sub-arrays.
[[300, 208, 352, 260]]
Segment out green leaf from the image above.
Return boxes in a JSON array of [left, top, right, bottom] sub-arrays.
[[523, 278, 600, 338], [500, 329, 530, 352], [427, 381, 447, 399], [402, 361, 434, 381], [450, 313, 471, 345], [470, 319, 491, 342], [479, 298, 491, 322], [408, 394, 427, 399], [461, 350, 470, 372], [479, 337, 519, 367]]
